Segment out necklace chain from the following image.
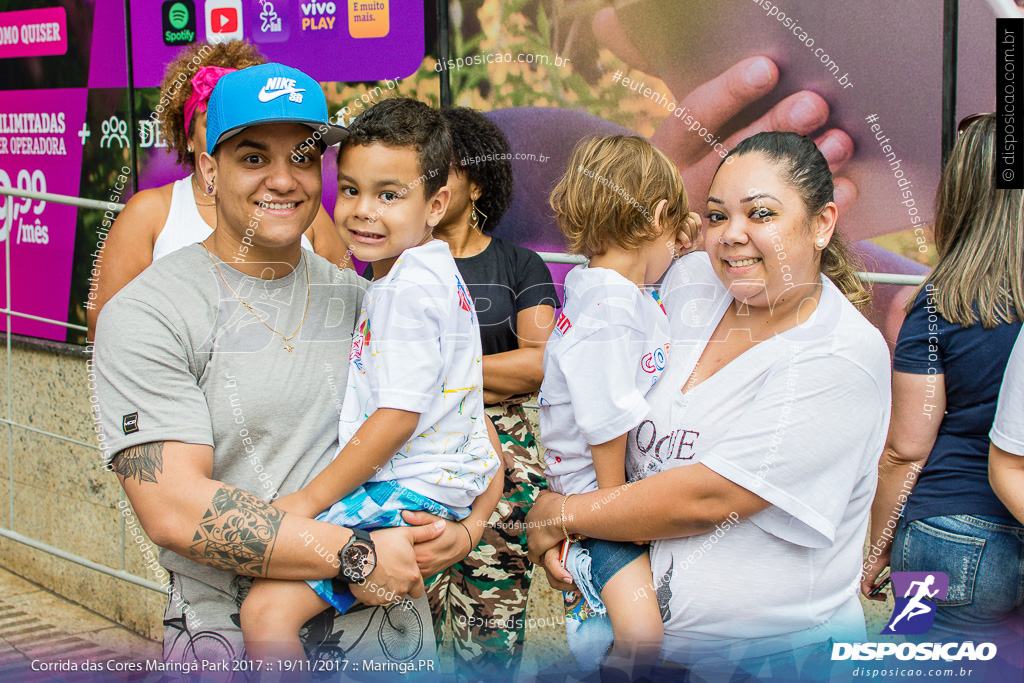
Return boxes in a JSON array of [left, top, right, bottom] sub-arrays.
[[201, 242, 310, 357]]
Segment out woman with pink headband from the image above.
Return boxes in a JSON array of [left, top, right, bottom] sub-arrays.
[[87, 41, 350, 339]]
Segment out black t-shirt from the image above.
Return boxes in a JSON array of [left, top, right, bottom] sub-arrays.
[[893, 286, 1022, 522], [364, 237, 559, 356]]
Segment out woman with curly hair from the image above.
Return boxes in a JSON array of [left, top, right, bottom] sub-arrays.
[[86, 41, 350, 339], [391, 107, 559, 679]]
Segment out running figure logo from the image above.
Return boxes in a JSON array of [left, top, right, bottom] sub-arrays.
[[882, 571, 949, 635]]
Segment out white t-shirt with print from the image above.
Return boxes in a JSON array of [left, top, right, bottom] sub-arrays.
[[539, 264, 671, 495], [991, 327, 1024, 456], [625, 252, 891, 663], [340, 239, 499, 509]]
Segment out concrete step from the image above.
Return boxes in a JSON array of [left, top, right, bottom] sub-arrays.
[[0, 566, 159, 674]]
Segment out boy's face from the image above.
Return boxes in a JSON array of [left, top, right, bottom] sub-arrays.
[[335, 142, 450, 277]]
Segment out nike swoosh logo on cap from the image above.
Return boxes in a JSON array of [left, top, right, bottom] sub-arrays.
[[258, 85, 306, 102]]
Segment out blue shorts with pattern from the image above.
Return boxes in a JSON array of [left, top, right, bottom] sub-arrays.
[[307, 480, 467, 612]]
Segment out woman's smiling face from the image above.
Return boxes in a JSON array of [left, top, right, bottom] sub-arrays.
[[705, 152, 833, 310]]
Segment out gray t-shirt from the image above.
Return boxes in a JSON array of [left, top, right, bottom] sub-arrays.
[[94, 243, 367, 590]]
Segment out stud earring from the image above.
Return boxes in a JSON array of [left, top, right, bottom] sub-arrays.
[[816, 236, 827, 248], [187, 144, 194, 153], [207, 184, 214, 195]]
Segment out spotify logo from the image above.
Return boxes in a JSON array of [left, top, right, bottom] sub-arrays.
[[169, 3, 189, 28], [162, 0, 196, 46]]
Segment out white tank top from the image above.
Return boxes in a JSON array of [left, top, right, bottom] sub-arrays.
[[152, 174, 314, 261]]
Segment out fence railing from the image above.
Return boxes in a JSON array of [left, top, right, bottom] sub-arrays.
[[0, 184, 927, 593]]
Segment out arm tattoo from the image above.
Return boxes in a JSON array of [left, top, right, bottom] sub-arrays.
[[189, 487, 284, 576], [111, 442, 164, 485]]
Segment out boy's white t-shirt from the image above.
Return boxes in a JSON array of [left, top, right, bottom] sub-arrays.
[[539, 264, 671, 495], [991, 327, 1024, 457], [340, 239, 499, 509], [627, 253, 891, 662]]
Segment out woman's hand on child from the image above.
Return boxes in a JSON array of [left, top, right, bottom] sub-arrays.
[[272, 491, 323, 519], [401, 510, 478, 576], [541, 547, 574, 591], [525, 490, 567, 565]]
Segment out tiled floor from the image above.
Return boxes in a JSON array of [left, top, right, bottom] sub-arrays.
[[0, 567, 159, 677]]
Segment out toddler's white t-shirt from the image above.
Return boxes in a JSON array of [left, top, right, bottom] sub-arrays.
[[991, 327, 1024, 456], [539, 264, 671, 495], [340, 240, 499, 509]]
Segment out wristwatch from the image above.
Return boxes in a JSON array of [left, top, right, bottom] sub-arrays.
[[335, 528, 376, 584]]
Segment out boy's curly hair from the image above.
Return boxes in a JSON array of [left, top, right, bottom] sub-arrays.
[[344, 98, 452, 198], [550, 136, 691, 258], [442, 107, 514, 232], [159, 41, 266, 171]]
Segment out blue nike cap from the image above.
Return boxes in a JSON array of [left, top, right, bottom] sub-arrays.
[[206, 63, 348, 155]]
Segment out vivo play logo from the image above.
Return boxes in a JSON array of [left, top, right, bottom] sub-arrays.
[[301, 1, 336, 30]]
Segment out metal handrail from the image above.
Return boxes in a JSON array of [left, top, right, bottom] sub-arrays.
[[0, 186, 928, 286], [537, 252, 927, 285], [0, 527, 163, 593], [0, 307, 87, 332], [0, 186, 125, 213]]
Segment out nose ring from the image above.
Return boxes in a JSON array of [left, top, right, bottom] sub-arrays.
[[719, 236, 725, 244]]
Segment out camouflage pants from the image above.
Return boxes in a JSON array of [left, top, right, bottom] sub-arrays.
[[426, 402, 547, 680]]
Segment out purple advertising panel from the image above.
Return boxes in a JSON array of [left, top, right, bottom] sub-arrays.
[[0, 88, 86, 341], [130, 0, 425, 87]]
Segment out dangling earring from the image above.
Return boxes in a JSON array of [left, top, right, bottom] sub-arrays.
[[469, 197, 488, 233]]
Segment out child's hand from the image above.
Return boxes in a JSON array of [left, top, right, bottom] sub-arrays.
[[681, 212, 703, 254], [273, 491, 323, 519]]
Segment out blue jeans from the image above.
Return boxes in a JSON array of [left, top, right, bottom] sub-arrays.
[[565, 538, 648, 614], [893, 514, 1024, 665]]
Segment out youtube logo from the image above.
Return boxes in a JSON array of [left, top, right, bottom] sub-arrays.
[[205, 0, 242, 44]]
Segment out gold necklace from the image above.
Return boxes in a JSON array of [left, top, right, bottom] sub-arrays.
[[201, 242, 310, 357]]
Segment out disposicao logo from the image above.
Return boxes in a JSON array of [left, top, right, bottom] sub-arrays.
[[831, 572, 997, 663], [882, 571, 948, 635]]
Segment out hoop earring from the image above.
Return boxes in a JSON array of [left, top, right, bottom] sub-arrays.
[[469, 198, 488, 233]]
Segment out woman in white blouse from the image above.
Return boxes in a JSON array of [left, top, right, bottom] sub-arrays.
[[526, 132, 891, 680]]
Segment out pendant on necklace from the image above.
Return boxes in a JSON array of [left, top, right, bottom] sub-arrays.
[[284, 343, 295, 357]]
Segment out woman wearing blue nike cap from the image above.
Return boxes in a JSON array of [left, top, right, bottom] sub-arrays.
[[87, 42, 351, 341], [95, 62, 501, 667]]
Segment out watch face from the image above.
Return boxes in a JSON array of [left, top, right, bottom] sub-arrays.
[[343, 542, 371, 579]]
